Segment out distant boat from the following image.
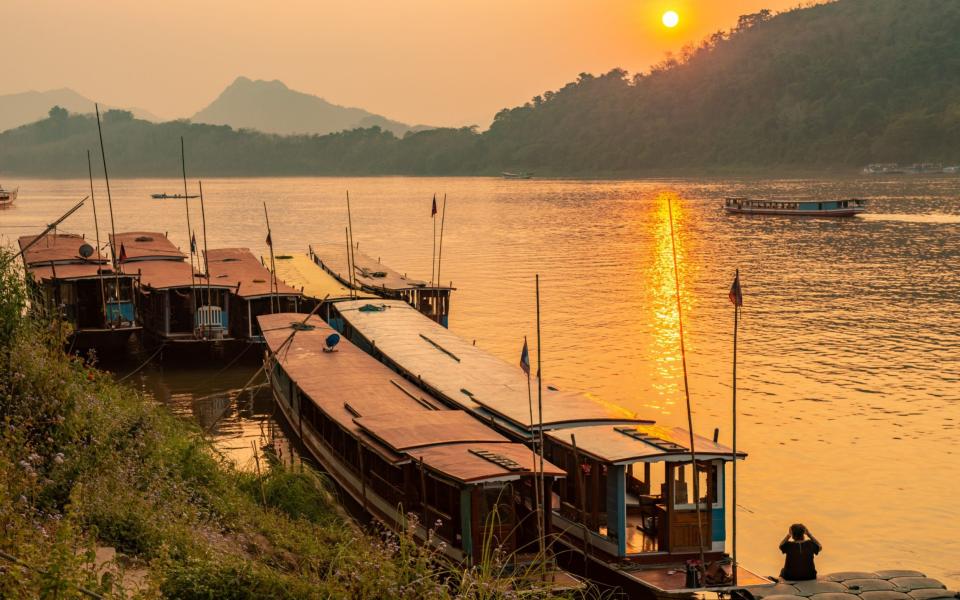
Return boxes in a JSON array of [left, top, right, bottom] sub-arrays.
[[943, 165, 960, 174], [0, 184, 18, 205], [151, 193, 199, 199], [501, 171, 533, 179], [724, 196, 866, 217]]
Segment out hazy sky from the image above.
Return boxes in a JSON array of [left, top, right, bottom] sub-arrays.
[[3, 0, 805, 127]]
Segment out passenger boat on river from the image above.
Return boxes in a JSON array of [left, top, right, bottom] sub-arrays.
[[310, 243, 454, 327], [0, 184, 18, 206], [270, 252, 377, 325], [724, 197, 866, 217], [328, 299, 770, 599], [258, 313, 581, 590], [111, 231, 235, 350], [204, 248, 301, 343], [18, 233, 139, 351]]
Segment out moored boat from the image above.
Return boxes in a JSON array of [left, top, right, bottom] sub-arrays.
[[328, 298, 771, 598], [0, 184, 18, 205], [258, 312, 582, 590], [724, 197, 866, 217], [310, 243, 454, 327], [151, 193, 198, 199], [18, 232, 140, 352], [111, 231, 235, 351], [270, 251, 377, 324], [502, 171, 534, 179]]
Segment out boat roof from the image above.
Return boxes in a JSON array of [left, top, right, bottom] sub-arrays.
[[413, 442, 566, 484], [110, 231, 185, 262], [545, 424, 746, 465], [258, 312, 561, 483], [26, 263, 130, 282], [205, 248, 299, 300], [333, 299, 645, 433], [271, 252, 376, 302], [129, 260, 231, 291], [18, 233, 107, 267], [311, 242, 453, 293]]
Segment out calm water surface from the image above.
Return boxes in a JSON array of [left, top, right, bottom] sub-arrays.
[[2, 176, 958, 586]]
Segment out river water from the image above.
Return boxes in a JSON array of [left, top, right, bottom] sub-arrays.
[[2, 176, 957, 586]]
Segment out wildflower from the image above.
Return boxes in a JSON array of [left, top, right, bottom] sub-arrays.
[[53, 453, 64, 464]]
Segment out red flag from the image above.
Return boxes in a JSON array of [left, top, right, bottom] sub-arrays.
[[118, 243, 127, 262], [729, 270, 743, 307], [265, 231, 272, 247], [431, 195, 437, 217]]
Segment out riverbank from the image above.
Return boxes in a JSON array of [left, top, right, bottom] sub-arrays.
[[0, 253, 576, 598]]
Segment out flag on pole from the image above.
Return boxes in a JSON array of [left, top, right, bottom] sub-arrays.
[[520, 338, 530, 375], [431, 194, 437, 217], [118, 243, 127, 262], [265, 231, 272, 247], [190, 232, 197, 254], [729, 270, 743, 307]]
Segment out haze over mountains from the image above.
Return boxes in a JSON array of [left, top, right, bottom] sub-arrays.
[[0, 89, 160, 132], [3, 0, 959, 176]]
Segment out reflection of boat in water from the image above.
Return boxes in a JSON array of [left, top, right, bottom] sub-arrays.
[[502, 171, 534, 179], [0, 184, 18, 205], [724, 197, 866, 217], [151, 193, 199, 199]]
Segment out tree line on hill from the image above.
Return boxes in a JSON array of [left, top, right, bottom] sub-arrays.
[[3, 0, 960, 177]]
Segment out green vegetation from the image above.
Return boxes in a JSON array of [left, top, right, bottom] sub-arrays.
[[4, 0, 957, 177], [0, 250, 578, 598]]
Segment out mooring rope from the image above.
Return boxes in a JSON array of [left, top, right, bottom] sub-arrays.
[[116, 343, 166, 382]]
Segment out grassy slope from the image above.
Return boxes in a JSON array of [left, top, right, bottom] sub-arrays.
[[0, 254, 575, 599]]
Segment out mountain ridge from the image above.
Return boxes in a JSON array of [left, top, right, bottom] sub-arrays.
[[0, 88, 161, 132]]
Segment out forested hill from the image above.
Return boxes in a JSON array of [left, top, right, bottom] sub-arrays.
[[4, 0, 960, 177]]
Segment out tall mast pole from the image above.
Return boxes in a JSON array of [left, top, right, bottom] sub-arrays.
[[435, 193, 448, 322], [666, 196, 707, 574], [346, 191, 357, 291], [199, 181, 212, 310], [431, 194, 437, 287], [86, 150, 108, 322], [263, 202, 278, 313], [180, 137, 198, 327], [94, 105, 121, 299], [535, 274, 545, 545], [732, 269, 740, 585]]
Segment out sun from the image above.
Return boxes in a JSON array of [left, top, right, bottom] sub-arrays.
[[662, 10, 679, 28]]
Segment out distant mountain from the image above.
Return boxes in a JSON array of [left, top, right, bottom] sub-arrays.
[[0, 88, 160, 132], [191, 77, 429, 137]]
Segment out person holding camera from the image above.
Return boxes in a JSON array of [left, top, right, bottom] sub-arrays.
[[779, 523, 822, 581]]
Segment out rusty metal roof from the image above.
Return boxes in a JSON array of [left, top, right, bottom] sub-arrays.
[[206, 248, 299, 299], [130, 259, 231, 291], [354, 411, 508, 451], [413, 442, 566, 483], [110, 231, 185, 262], [545, 424, 746, 465], [18, 233, 106, 266]]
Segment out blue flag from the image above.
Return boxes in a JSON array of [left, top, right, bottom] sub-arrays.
[[520, 338, 530, 375]]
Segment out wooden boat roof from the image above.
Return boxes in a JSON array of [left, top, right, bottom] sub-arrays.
[[110, 231, 185, 262], [413, 442, 566, 484], [26, 263, 127, 282], [130, 260, 231, 291], [257, 313, 559, 482], [311, 242, 453, 292], [333, 299, 644, 432], [205, 248, 299, 300], [354, 411, 508, 451], [546, 424, 746, 465], [271, 252, 376, 302], [18, 233, 106, 267]]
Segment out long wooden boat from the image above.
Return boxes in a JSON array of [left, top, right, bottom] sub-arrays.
[[18, 233, 140, 352], [310, 243, 454, 327], [111, 231, 235, 350], [204, 248, 301, 343], [724, 197, 866, 217], [0, 184, 17, 205], [257, 312, 581, 591], [502, 172, 534, 180], [270, 252, 377, 325], [328, 299, 771, 599]]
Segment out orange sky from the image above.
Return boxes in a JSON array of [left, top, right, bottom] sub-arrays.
[[3, 0, 808, 127]]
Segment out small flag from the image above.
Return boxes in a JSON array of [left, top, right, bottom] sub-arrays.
[[265, 231, 272, 247], [118, 243, 127, 262], [729, 270, 743, 307], [431, 195, 437, 217], [190, 233, 197, 254], [520, 338, 530, 374]]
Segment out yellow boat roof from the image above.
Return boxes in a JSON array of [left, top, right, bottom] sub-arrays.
[[272, 252, 376, 302]]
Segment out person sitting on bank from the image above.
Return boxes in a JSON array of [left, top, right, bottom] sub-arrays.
[[779, 523, 822, 581]]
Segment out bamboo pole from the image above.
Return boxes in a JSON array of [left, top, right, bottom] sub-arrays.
[[346, 191, 357, 291], [199, 181, 212, 312], [94, 105, 121, 301], [732, 270, 740, 585], [435, 193, 448, 322], [431, 194, 437, 287], [344, 228, 353, 300], [86, 150, 108, 324], [535, 274, 546, 546], [263, 202, 278, 313], [666, 196, 707, 575], [525, 336, 544, 557], [179, 137, 198, 332]]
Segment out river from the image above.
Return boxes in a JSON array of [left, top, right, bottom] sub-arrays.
[[2, 175, 957, 586]]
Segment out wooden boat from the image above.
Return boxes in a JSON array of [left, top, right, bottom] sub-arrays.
[[724, 197, 866, 217], [18, 233, 140, 352], [270, 252, 377, 325], [204, 248, 302, 343], [258, 312, 582, 590], [111, 231, 235, 349], [0, 184, 17, 205], [502, 172, 534, 180], [150, 193, 198, 199], [310, 243, 454, 327], [328, 298, 771, 599]]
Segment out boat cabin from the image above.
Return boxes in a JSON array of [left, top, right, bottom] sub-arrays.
[[310, 243, 455, 327], [270, 252, 377, 326], [205, 248, 301, 342], [111, 232, 233, 344], [18, 233, 139, 350], [258, 313, 569, 569]]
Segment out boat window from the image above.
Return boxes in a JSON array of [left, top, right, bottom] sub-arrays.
[[671, 462, 714, 508]]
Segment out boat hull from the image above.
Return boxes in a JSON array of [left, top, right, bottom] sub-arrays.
[[69, 326, 140, 354]]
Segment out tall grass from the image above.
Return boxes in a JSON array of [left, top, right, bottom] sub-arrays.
[[0, 250, 586, 599]]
